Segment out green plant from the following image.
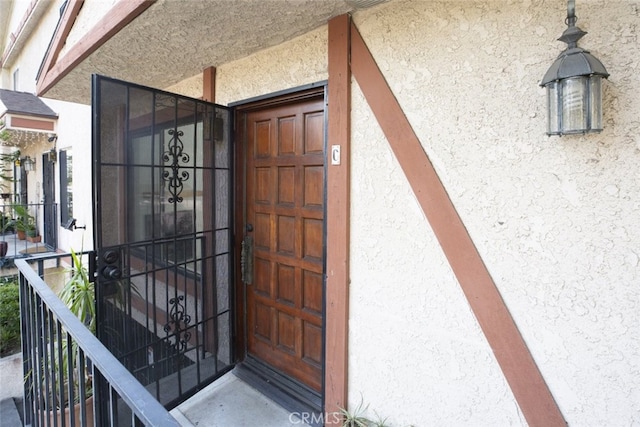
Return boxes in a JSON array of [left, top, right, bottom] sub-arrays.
[[340, 398, 372, 427], [339, 396, 401, 427], [0, 127, 19, 195], [59, 249, 96, 334], [0, 212, 13, 233], [9, 204, 35, 233], [0, 257, 15, 269], [0, 278, 21, 357], [0, 120, 8, 142], [368, 413, 391, 427]]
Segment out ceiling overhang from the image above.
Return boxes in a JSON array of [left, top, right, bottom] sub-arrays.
[[36, 0, 389, 105], [1, 0, 51, 68]]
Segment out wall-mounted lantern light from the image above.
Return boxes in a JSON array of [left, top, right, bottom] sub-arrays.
[[540, 0, 609, 136], [23, 156, 35, 172]]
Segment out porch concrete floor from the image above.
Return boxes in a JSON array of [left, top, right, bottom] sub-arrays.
[[1, 232, 54, 260], [172, 371, 310, 427], [0, 352, 309, 427], [0, 236, 307, 426]]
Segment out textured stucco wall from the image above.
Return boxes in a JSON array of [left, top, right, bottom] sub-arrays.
[[165, 74, 203, 99], [1, 0, 58, 92], [169, 26, 328, 101], [59, 0, 118, 59], [348, 0, 640, 426], [187, 0, 638, 425], [215, 27, 328, 105], [349, 78, 525, 426]]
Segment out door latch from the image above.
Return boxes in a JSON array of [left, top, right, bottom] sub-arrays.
[[241, 236, 253, 285]]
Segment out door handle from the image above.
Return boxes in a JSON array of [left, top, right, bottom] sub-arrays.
[[241, 236, 253, 285], [102, 265, 122, 280]]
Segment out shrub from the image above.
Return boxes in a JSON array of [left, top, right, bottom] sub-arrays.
[[0, 213, 13, 233], [0, 278, 21, 357]]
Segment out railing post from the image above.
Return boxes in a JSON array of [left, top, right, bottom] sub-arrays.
[[19, 271, 33, 426]]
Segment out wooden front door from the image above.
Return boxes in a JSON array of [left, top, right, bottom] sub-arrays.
[[243, 94, 325, 393]]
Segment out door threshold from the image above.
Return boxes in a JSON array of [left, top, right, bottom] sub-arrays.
[[171, 370, 311, 426], [234, 357, 323, 427]]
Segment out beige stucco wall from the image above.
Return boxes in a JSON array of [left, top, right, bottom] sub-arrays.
[[58, 0, 118, 59], [42, 97, 93, 252], [217, 26, 328, 104], [349, 78, 524, 425], [1, 0, 59, 92], [349, 0, 640, 425], [170, 26, 328, 103], [178, 0, 639, 425]]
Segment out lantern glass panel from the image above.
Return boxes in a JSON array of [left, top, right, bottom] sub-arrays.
[[546, 82, 560, 135], [589, 76, 603, 131], [562, 76, 588, 133]]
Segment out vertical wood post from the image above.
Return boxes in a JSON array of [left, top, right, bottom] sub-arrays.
[[325, 13, 352, 422], [203, 66, 216, 102]]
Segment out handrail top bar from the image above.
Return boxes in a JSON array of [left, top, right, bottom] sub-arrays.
[[15, 258, 180, 426]]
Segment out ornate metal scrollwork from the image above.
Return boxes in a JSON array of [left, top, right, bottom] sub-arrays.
[[162, 128, 190, 204], [163, 295, 192, 352]]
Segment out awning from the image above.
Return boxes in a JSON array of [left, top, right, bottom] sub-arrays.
[[0, 89, 58, 147]]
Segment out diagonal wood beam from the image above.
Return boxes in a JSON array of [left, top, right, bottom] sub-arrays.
[[349, 21, 566, 427], [37, 0, 155, 96], [36, 0, 84, 86]]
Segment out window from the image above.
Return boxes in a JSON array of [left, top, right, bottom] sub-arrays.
[[59, 150, 72, 225], [13, 69, 19, 91]]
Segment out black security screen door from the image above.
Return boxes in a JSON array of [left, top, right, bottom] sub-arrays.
[[92, 75, 233, 410]]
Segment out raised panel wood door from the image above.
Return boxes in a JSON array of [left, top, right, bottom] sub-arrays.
[[245, 97, 325, 392]]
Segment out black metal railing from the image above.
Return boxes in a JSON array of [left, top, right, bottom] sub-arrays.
[[17, 254, 179, 426], [0, 203, 57, 259]]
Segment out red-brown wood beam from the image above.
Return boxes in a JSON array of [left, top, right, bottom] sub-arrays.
[[202, 67, 216, 102], [325, 13, 351, 423], [37, 0, 155, 96], [10, 117, 55, 131], [349, 22, 566, 427], [36, 0, 84, 86]]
